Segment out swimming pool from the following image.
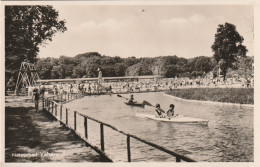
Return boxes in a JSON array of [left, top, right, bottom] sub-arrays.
[[64, 92, 253, 162]]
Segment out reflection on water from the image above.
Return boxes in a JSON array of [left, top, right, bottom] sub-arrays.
[[65, 92, 253, 162]]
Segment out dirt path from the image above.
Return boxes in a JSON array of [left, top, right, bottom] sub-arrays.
[[5, 96, 104, 162]]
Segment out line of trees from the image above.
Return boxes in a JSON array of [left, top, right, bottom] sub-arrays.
[[36, 52, 253, 79]]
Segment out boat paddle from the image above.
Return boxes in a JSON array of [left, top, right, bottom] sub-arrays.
[[117, 94, 128, 100], [143, 100, 155, 107]]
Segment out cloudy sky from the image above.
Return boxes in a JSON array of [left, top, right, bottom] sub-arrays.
[[38, 5, 254, 59]]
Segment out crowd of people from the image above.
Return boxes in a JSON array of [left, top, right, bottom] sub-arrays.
[[27, 75, 253, 96], [26, 75, 253, 114]]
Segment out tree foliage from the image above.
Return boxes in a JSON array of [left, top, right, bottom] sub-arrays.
[[36, 53, 219, 79], [211, 22, 247, 80], [35, 51, 252, 80], [5, 5, 67, 81]]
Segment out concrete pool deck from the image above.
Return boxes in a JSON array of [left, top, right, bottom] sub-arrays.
[[5, 96, 104, 162]]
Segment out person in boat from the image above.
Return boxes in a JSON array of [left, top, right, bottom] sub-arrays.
[[128, 94, 135, 104], [155, 104, 166, 118], [166, 104, 175, 119]]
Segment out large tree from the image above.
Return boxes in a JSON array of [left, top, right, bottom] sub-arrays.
[[211, 22, 247, 80], [5, 5, 67, 81]]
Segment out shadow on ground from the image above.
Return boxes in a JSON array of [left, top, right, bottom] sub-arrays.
[[5, 96, 105, 162]]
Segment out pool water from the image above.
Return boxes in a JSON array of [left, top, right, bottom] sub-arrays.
[[64, 92, 253, 162]]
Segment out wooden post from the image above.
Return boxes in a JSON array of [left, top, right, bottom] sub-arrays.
[[60, 105, 62, 125], [60, 94, 62, 102], [42, 98, 44, 109], [48, 99, 50, 112], [84, 116, 88, 146], [52, 101, 54, 114], [127, 135, 131, 162], [74, 111, 77, 130], [55, 104, 57, 116], [66, 108, 68, 125], [100, 123, 105, 151], [176, 157, 181, 162], [84, 117, 88, 139]]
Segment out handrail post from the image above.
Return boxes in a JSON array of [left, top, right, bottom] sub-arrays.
[[60, 105, 62, 125], [176, 157, 181, 162], [84, 117, 88, 139], [42, 98, 44, 109], [52, 101, 54, 114], [100, 123, 105, 151], [60, 94, 62, 102], [127, 135, 131, 162], [84, 116, 88, 146], [55, 104, 57, 116], [48, 99, 50, 112], [66, 108, 68, 125], [74, 111, 77, 130]]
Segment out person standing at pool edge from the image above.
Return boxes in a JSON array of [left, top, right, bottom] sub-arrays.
[[32, 88, 40, 112]]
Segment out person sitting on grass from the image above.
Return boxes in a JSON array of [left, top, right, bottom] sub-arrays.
[[155, 103, 165, 118], [166, 104, 175, 120]]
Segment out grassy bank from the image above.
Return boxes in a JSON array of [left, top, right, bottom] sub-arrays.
[[165, 88, 254, 104]]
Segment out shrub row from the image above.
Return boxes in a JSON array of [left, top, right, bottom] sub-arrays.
[[165, 88, 254, 104]]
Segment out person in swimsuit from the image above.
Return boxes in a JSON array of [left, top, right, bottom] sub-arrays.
[[166, 104, 175, 119], [155, 104, 165, 118]]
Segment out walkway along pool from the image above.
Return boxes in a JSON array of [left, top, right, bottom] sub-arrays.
[[60, 92, 253, 162]]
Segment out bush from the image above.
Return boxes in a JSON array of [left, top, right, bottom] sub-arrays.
[[166, 88, 254, 104]]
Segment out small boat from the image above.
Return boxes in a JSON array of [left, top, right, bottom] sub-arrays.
[[124, 102, 144, 108], [136, 113, 209, 125]]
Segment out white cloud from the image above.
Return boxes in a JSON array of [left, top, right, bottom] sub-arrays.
[[71, 19, 129, 32], [161, 17, 187, 25], [190, 14, 206, 22], [160, 14, 206, 27], [74, 21, 96, 30]]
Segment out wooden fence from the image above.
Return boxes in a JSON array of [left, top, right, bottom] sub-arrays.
[[42, 93, 196, 162]]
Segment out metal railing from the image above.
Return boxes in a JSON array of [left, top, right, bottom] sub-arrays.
[[43, 93, 196, 162]]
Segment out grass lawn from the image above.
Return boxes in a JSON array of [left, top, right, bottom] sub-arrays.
[[165, 88, 254, 104]]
